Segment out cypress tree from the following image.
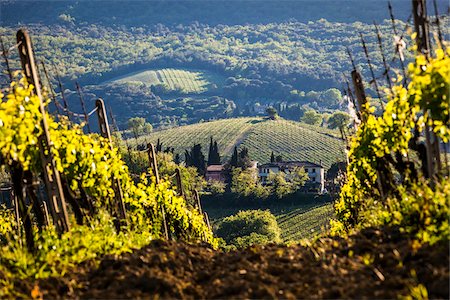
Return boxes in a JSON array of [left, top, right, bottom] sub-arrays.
[[191, 144, 206, 175], [213, 141, 221, 164], [270, 151, 275, 163], [185, 149, 191, 165], [230, 146, 238, 167], [156, 138, 163, 153], [207, 136, 214, 165]]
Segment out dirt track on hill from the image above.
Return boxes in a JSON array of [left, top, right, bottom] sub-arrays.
[[15, 227, 450, 299]]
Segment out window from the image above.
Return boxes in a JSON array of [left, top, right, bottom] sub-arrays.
[[305, 168, 308, 173], [312, 177, 316, 182], [312, 168, 316, 173]]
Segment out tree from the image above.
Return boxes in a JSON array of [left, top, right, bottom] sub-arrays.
[[230, 167, 258, 197], [320, 88, 342, 107], [266, 106, 278, 120], [207, 137, 221, 165], [238, 147, 252, 169], [267, 167, 308, 198], [275, 155, 283, 162], [267, 171, 292, 198], [230, 146, 239, 167], [216, 210, 281, 248], [328, 111, 350, 130], [301, 109, 322, 125], [143, 123, 153, 134], [270, 151, 275, 163], [128, 117, 145, 140], [128, 117, 153, 140], [185, 144, 206, 175], [213, 141, 221, 163], [286, 167, 309, 189]]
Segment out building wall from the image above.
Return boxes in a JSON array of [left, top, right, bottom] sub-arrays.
[[206, 171, 224, 182], [258, 164, 325, 192]]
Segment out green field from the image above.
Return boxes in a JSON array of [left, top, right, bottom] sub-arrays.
[[276, 203, 334, 241], [205, 202, 335, 242], [110, 68, 224, 94], [132, 117, 345, 169]]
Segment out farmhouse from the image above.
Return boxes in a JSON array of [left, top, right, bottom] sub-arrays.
[[258, 161, 325, 192], [205, 164, 225, 182]]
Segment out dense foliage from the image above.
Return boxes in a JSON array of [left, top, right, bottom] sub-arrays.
[[0, 76, 216, 293], [216, 210, 281, 248], [332, 47, 450, 244], [0, 18, 411, 127]]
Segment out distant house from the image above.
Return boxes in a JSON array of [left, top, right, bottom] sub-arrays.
[[258, 161, 325, 192], [205, 164, 225, 182]]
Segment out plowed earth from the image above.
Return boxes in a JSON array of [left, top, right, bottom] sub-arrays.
[[11, 227, 450, 299]]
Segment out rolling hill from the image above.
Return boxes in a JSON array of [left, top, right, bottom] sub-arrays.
[[109, 68, 224, 94], [131, 117, 345, 169]]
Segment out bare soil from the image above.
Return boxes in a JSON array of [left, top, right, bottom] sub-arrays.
[[12, 227, 450, 299]]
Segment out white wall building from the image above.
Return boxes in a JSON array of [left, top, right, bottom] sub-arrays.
[[258, 161, 325, 192]]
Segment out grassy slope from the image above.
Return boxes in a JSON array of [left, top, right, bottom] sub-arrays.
[[276, 203, 334, 241], [132, 117, 345, 169], [110, 68, 224, 94], [205, 202, 335, 242]]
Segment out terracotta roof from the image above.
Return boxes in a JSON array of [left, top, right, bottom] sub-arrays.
[[258, 161, 323, 168], [206, 165, 224, 172]]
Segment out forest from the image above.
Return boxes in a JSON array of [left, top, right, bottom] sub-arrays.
[[0, 18, 414, 127]]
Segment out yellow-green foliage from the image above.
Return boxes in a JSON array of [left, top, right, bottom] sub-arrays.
[[332, 48, 450, 244], [0, 75, 217, 290]]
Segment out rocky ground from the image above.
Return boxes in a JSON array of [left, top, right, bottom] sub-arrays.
[[12, 227, 450, 299]]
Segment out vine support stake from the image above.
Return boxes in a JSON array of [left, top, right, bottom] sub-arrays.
[[96, 98, 127, 228], [194, 189, 202, 214], [147, 143, 160, 184], [351, 70, 368, 121], [11, 188, 22, 242], [147, 143, 169, 239], [17, 29, 70, 234], [42, 201, 50, 226], [412, 0, 441, 180], [175, 168, 184, 198], [76, 82, 91, 133], [203, 211, 211, 230], [40, 61, 61, 115], [0, 35, 13, 82]]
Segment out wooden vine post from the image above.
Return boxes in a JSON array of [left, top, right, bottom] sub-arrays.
[[147, 143, 169, 240], [95, 98, 127, 228], [412, 0, 441, 181], [194, 189, 202, 214], [17, 29, 70, 234], [175, 168, 184, 198], [351, 70, 368, 121]]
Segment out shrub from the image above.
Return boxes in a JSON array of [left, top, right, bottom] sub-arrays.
[[216, 210, 281, 247]]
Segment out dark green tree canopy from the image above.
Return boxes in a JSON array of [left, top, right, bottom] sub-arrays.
[[185, 143, 206, 175], [207, 137, 221, 165]]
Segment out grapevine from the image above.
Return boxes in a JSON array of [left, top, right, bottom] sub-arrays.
[[0, 73, 216, 245], [332, 47, 450, 243]]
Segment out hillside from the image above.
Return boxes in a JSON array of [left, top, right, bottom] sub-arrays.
[[0, 0, 421, 26], [131, 117, 345, 169], [109, 68, 225, 94], [277, 203, 334, 241], [204, 200, 334, 242]]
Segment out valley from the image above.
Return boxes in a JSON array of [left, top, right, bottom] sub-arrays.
[[0, 1, 448, 299]]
